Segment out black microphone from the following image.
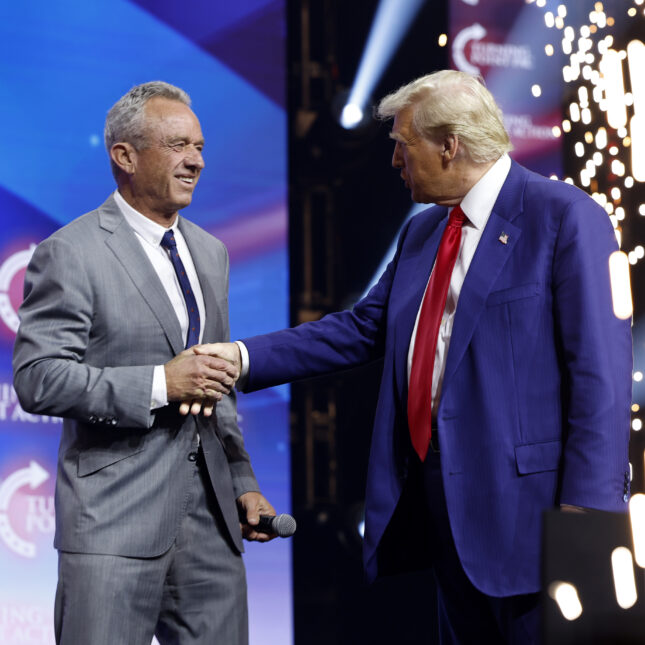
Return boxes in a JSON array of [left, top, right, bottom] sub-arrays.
[[256, 513, 297, 538]]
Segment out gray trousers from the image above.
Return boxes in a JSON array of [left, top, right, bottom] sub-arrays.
[[54, 449, 248, 645]]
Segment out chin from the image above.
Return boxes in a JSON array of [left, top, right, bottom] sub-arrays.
[[173, 195, 194, 210], [412, 192, 432, 204]]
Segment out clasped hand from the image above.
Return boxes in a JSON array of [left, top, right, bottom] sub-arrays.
[[164, 342, 241, 416]]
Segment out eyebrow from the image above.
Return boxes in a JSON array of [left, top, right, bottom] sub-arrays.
[[168, 137, 205, 147], [389, 132, 406, 143]]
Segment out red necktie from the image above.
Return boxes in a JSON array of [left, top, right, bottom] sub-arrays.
[[408, 206, 466, 461]]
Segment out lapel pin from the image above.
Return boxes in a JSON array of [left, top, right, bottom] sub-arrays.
[[498, 232, 509, 245]]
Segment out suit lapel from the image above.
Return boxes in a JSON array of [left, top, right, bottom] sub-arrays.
[[441, 161, 527, 391], [99, 196, 185, 354]]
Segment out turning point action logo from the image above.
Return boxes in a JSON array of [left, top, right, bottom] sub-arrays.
[[452, 23, 533, 76], [0, 245, 35, 335], [0, 462, 52, 558]]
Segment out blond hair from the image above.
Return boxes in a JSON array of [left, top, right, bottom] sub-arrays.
[[377, 70, 512, 164]]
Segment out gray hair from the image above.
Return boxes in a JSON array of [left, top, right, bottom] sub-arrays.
[[104, 81, 191, 178], [376, 70, 512, 164]]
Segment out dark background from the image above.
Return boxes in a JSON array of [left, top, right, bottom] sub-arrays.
[[285, 1, 645, 644]]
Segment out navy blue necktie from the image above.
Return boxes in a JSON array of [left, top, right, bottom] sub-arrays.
[[160, 230, 200, 348]]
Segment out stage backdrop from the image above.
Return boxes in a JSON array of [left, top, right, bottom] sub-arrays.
[[0, 1, 290, 644], [450, 0, 563, 176]]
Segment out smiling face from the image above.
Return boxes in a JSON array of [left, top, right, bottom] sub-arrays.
[[390, 105, 460, 205], [114, 96, 205, 224]]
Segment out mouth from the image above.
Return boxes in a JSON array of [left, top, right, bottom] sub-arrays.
[[176, 176, 196, 186]]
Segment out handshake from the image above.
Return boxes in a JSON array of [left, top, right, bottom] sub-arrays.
[[164, 342, 242, 417]]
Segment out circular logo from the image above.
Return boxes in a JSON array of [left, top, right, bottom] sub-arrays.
[[0, 245, 36, 335], [0, 461, 50, 558]]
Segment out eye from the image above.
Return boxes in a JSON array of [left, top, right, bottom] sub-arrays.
[[170, 141, 186, 152]]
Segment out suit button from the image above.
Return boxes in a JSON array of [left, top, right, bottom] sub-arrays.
[[110, 418, 118, 426], [88, 415, 97, 424], [188, 452, 198, 462], [624, 493, 629, 503]]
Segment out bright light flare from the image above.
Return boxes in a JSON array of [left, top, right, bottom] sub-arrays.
[[600, 49, 628, 129], [548, 582, 583, 621], [609, 251, 633, 319], [578, 86, 589, 107], [627, 41, 645, 114], [344, 0, 425, 126], [630, 494, 645, 567], [611, 547, 638, 609], [340, 103, 364, 129], [631, 114, 645, 181], [596, 127, 607, 149]]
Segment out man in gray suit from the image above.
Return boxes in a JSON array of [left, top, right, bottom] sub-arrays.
[[12, 81, 276, 645]]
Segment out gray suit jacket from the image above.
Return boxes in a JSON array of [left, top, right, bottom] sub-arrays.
[[12, 194, 258, 556]]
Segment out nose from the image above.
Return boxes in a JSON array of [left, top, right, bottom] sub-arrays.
[[186, 146, 205, 170], [392, 142, 403, 168]]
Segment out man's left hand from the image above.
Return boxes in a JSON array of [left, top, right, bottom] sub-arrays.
[[237, 492, 277, 542]]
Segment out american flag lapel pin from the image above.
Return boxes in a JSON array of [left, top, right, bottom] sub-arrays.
[[498, 231, 509, 245]]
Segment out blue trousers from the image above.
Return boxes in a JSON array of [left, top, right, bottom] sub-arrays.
[[423, 451, 541, 645]]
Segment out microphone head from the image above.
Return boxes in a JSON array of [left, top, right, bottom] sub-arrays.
[[273, 513, 297, 538]]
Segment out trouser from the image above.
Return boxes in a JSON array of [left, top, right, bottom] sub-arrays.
[[55, 448, 248, 645], [423, 450, 541, 645]]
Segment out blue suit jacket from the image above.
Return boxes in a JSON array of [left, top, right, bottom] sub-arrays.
[[242, 161, 632, 596]]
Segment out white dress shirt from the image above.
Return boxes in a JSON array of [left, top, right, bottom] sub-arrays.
[[407, 154, 511, 414], [114, 190, 206, 409]]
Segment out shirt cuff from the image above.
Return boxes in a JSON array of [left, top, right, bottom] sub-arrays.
[[151, 364, 169, 410], [235, 340, 250, 389]]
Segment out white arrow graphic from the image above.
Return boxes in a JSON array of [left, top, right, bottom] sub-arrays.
[[0, 461, 50, 558], [452, 23, 487, 76]]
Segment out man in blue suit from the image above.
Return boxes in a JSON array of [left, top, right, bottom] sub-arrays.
[[196, 70, 632, 643]]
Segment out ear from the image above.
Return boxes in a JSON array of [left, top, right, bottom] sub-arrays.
[[442, 134, 459, 162], [110, 142, 138, 176]]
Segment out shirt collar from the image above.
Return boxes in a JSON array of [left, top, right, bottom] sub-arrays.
[[457, 153, 511, 230], [113, 190, 179, 246]]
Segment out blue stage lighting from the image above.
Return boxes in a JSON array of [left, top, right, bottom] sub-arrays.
[[340, 103, 364, 129], [340, 0, 426, 129]]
